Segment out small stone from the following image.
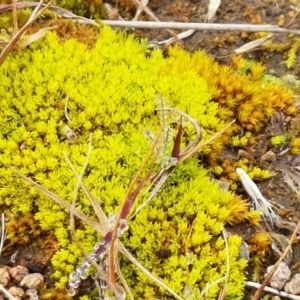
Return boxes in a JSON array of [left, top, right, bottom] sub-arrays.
[[26, 288, 38, 300], [0, 267, 10, 287], [20, 273, 44, 289], [8, 286, 25, 298], [271, 296, 281, 300], [284, 273, 300, 294], [265, 262, 291, 290], [260, 150, 276, 164], [107, 8, 120, 20], [9, 265, 29, 282]]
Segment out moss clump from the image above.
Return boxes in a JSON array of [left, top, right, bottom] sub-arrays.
[[49, 0, 105, 18], [124, 161, 249, 298], [0, 26, 297, 298]]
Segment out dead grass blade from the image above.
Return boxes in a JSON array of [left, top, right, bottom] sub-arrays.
[[63, 155, 109, 233], [19, 26, 57, 48], [206, 0, 221, 23], [132, 0, 149, 21], [12, 0, 18, 34], [234, 34, 273, 54], [179, 119, 235, 163], [236, 168, 279, 229], [132, 0, 159, 21], [153, 29, 195, 46], [0, 213, 6, 257], [270, 232, 293, 264], [218, 228, 230, 300]]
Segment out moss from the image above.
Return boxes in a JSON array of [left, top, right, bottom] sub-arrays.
[[124, 162, 248, 298], [0, 26, 297, 298], [49, 0, 105, 18], [291, 137, 300, 155], [270, 135, 288, 147]]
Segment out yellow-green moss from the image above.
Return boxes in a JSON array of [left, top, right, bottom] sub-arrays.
[[291, 137, 300, 155], [50, 0, 104, 18], [124, 162, 248, 298], [270, 135, 288, 147], [0, 26, 297, 298]]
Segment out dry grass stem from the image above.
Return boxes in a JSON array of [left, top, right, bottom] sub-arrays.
[[246, 281, 300, 300], [11, 0, 18, 34], [0, 213, 6, 257], [132, 0, 159, 22], [234, 34, 274, 54], [101, 21, 300, 34], [179, 119, 235, 163]]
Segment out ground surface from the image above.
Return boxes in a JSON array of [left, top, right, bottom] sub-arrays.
[[1, 0, 300, 299], [113, 0, 300, 77]]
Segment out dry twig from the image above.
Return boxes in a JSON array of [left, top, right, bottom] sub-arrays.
[[101, 20, 300, 34]]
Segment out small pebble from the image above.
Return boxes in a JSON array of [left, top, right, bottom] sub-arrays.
[[9, 265, 29, 282], [264, 262, 291, 290], [260, 150, 276, 164], [26, 288, 39, 300], [0, 267, 10, 287], [284, 273, 300, 295], [8, 286, 25, 299], [20, 273, 44, 289]]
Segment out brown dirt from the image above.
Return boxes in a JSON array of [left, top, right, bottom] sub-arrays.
[[113, 0, 300, 77]]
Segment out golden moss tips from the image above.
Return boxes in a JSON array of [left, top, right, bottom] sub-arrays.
[[224, 195, 250, 224], [290, 137, 300, 155], [245, 210, 262, 227], [28, 20, 100, 47], [249, 232, 272, 253], [249, 61, 266, 81], [286, 37, 300, 69]]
